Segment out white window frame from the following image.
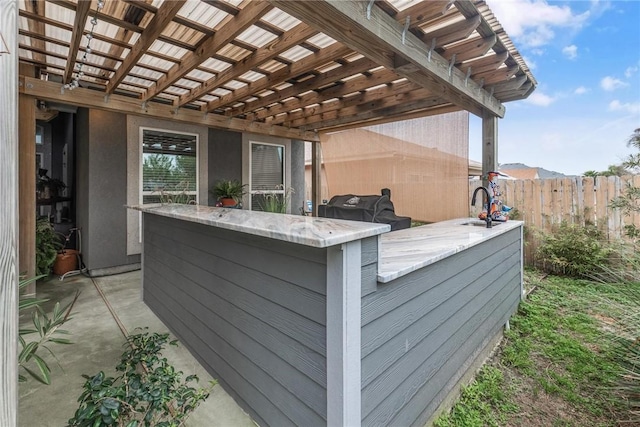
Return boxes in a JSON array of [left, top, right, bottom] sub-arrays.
[[139, 126, 199, 205], [249, 141, 286, 211]]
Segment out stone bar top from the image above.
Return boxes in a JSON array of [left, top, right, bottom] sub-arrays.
[[128, 203, 390, 248], [378, 218, 523, 283]]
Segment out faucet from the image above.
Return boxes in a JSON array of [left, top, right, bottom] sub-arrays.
[[471, 186, 492, 228]]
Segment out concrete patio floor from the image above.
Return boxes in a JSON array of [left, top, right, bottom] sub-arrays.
[[18, 270, 255, 427]]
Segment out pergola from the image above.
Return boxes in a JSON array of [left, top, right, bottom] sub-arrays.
[[1, 0, 536, 423]]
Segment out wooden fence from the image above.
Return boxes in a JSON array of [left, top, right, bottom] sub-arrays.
[[469, 175, 640, 266]]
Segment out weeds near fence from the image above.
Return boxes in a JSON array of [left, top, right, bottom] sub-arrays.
[[535, 221, 614, 279]]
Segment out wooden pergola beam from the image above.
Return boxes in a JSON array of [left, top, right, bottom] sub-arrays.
[[268, 79, 420, 126], [179, 23, 318, 107], [205, 42, 353, 112], [20, 76, 319, 142], [106, 0, 186, 94], [251, 67, 400, 121], [269, 0, 505, 118], [143, 0, 273, 103], [298, 88, 436, 130], [22, 0, 45, 65], [461, 51, 508, 76], [439, 34, 496, 64], [420, 15, 481, 47], [224, 57, 380, 116], [395, 0, 454, 27], [63, 0, 91, 84]]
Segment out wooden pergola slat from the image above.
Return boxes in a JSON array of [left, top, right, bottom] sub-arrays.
[[224, 57, 380, 117], [63, 0, 91, 84], [205, 43, 353, 112], [269, 0, 505, 118], [143, 0, 273, 103], [106, 0, 186, 94], [179, 23, 318, 107]]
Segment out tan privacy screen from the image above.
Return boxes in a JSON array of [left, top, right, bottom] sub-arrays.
[[319, 112, 470, 223]]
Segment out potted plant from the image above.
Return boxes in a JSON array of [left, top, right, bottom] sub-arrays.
[[210, 179, 247, 207], [36, 217, 63, 276], [36, 169, 66, 199]]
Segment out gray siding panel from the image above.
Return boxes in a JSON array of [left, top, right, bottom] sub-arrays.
[[143, 214, 328, 427], [361, 236, 379, 297], [396, 284, 521, 427], [150, 214, 327, 294], [362, 230, 518, 325], [361, 227, 522, 426], [143, 291, 285, 427]]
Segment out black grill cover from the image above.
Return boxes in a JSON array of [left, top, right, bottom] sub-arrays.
[[318, 189, 411, 231]]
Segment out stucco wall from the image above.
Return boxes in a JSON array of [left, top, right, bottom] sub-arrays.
[[76, 108, 140, 272]]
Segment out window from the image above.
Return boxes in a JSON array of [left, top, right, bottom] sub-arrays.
[[250, 142, 285, 211], [36, 125, 44, 145], [141, 128, 198, 204]]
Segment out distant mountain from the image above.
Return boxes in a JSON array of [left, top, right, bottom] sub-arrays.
[[499, 163, 573, 179]]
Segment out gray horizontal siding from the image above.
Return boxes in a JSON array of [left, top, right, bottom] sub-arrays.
[[361, 227, 522, 426], [143, 214, 328, 427], [361, 236, 379, 297]]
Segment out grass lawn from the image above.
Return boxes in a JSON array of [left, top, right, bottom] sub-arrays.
[[435, 269, 640, 427]]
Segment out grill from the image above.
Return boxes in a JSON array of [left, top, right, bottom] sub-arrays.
[[317, 189, 411, 231]]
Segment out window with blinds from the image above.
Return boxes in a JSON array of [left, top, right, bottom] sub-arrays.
[[250, 142, 285, 211], [141, 128, 198, 204]]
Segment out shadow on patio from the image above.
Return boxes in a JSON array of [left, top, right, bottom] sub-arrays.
[[18, 271, 255, 427]]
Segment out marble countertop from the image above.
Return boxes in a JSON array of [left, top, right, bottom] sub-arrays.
[[128, 203, 390, 248], [377, 218, 523, 283]]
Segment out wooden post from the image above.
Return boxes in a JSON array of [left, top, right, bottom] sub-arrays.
[[19, 94, 36, 295], [482, 112, 498, 186], [326, 241, 362, 427], [311, 141, 322, 216], [0, 1, 19, 424]]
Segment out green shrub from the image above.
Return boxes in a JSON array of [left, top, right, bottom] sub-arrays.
[[36, 217, 63, 276], [536, 221, 613, 278], [68, 330, 214, 427]]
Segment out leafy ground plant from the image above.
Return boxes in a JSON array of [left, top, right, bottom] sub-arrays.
[[68, 329, 214, 427], [19, 276, 78, 384], [435, 270, 640, 427], [535, 221, 613, 279]]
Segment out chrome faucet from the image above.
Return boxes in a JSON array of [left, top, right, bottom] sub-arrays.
[[471, 186, 492, 228]]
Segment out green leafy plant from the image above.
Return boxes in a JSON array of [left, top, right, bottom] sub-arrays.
[[257, 185, 294, 213], [19, 276, 78, 384], [156, 181, 197, 205], [36, 169, 67, 199], [36, 217, 63, 276], [210, 179, 247, 203], [536, 221, 614, 278], [68, 329, 214, 427]]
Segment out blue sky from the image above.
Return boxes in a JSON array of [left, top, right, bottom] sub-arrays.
[[469, 0, 640, 176]]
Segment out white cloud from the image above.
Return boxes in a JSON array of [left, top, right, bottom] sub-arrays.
[[562, 45, 578, 60], [625, 64, 639, 78], [574, 86, 589, 95], [600, 76, 629, 91], [486, 0, 591, 48], [609, 100, 640, 114], [524, 91, 556, 107]]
